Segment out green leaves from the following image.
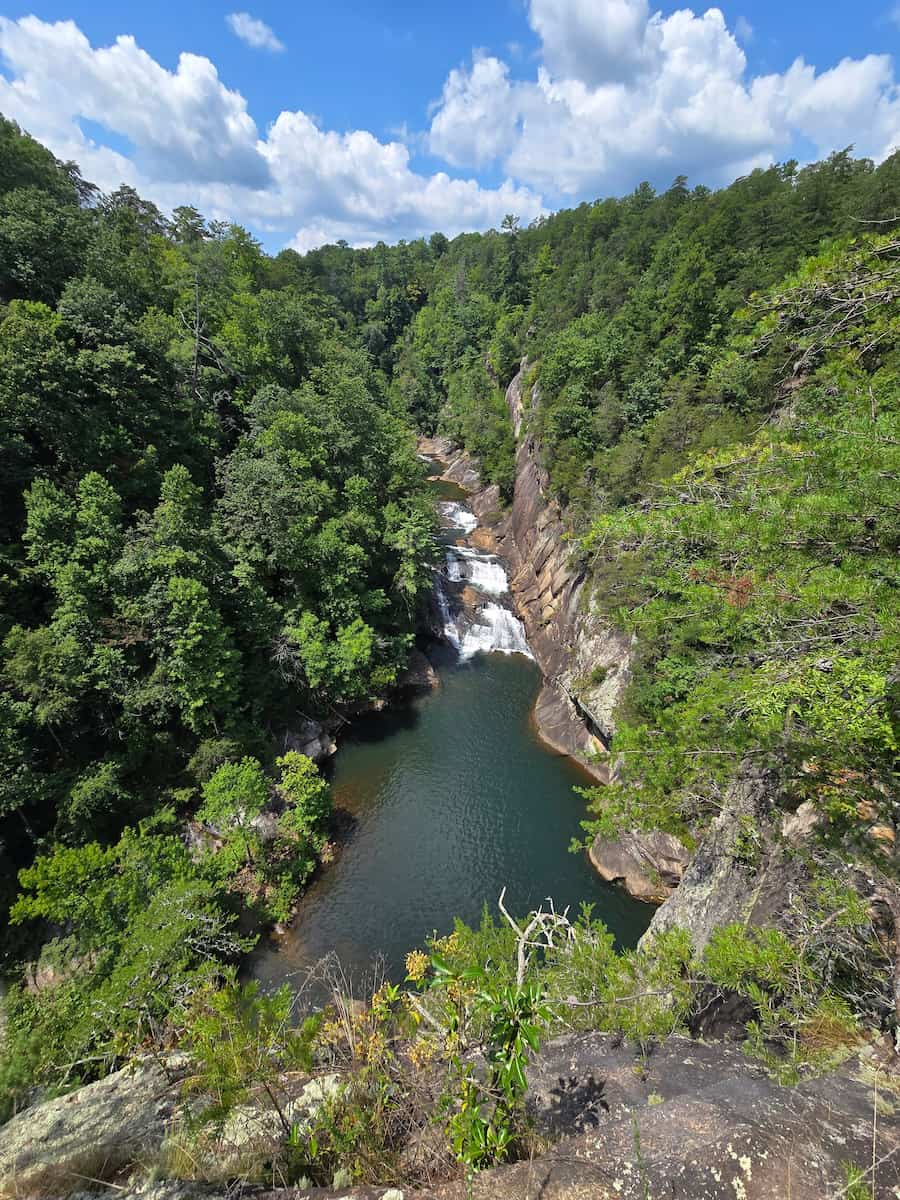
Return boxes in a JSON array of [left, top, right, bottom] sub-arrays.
[[276, 751, 331, 840], [578, 247, 900, 844], [161, 576, 240, 733]]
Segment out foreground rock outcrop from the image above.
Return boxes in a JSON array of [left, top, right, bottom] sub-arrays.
[[0, 1058, 186, 1198], [49, 1035, 899, 1200], [641, 763, 810, 955]]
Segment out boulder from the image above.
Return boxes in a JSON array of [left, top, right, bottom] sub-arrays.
[[440, 452, 482, 492], [396, 649, 439, 693], [284, 719, 338, 764], [0, 1058, 186, 1198], [469, 484, 502, 522], [417, 436, 456, 461], [589, 830, 692, 902], [188, 1073, 343, 1181], [469, 527, 497, 553]]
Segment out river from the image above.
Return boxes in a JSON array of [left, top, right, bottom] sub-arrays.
[[251, 475, 652, 990]]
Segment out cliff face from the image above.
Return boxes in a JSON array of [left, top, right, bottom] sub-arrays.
[[495, 363, 633, 780], [446, 361, 630, 781], [423, 365, 632, 781]]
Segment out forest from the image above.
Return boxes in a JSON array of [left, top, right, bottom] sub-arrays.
[[0, 114, 897, 1192], [0, 115, 437, 1111]]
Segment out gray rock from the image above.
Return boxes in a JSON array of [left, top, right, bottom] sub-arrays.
[[456, 1039, 900, 1200], [188, 1073, 343, 1181], [588, 831, 692, 902], [640, 763, 800, 956], [440, 452, 482, 493], [395, 649, 439, 694], [0, 1058, 186, 1198], [284, 720, 338, 765], [417, 436, 456, 461], [525, 1031, 764, 1139]]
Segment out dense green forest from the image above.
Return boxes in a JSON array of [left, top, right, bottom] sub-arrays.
[[303, 145, 898, 864], [0, 116, 437, 1112], [0, 113, 897, 1189]]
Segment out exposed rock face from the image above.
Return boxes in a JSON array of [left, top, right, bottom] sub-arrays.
[[524, 1031, 765, 1139], [436, 448, 482, 493], [417, 435, 456, 461], [396, 648, 440, 693], [488, 367, 632, 782], [0, 1058, 186, 1198], [640, 763, 805, 955], [423, 363, 632, 782], [190, 1073, 343, 1182], [589, 830, 692, 903], [116, 1037, 900, 1200], [283, 719, 338, 765], [450, 1043, 900, 1200]]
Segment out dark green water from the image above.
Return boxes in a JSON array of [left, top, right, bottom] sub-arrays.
[[251, 651, 652, 989]]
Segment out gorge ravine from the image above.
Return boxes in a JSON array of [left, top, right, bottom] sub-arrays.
[[250, 457, 652, 987]]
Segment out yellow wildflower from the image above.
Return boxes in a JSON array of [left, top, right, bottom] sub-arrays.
[[405, 949, 429, 983]]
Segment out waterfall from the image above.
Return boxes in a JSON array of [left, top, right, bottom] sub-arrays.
[[438, 501, 478, 534], [459, 603, 533, 660], [434, 571, 462, 651], [445, 547, 509, 596], [431, 491, 532, 661]]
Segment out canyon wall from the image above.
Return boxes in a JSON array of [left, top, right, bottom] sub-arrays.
[[429, 361, 633, 782]]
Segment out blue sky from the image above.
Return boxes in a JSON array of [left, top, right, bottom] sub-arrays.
[[0, 2, 898, 250]]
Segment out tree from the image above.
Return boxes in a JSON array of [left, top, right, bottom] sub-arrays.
[[276, 751, 331, 840], [160, 577, 240, 734], [198, 757, 269, 865]]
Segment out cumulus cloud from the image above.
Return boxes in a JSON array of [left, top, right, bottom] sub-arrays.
[[2, 8, 899, 251], [0, 16, 545, 249], [429, 0, 900, 196], [226, 12, 285, 54], [262, 110, 545, 248], [0, 17, 268, 188], [529, 0, 652, 86]]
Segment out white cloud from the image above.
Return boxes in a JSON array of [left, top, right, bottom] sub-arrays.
[[0, 17, 268, 187], [428, 55, 522, 167], [226, 12, 285, 54], [735, 15, 753, 43], [429, 1, 900, 197], [0, 16, 545, 249], [2, 9, 899, 252], [263, 110, 544, 249], [528, 0, 652, 86]]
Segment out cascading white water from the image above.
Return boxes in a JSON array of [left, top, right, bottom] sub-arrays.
[[434, 572, 462, 650], [459, 603, 533, 660], [445, 547, 509, 596], [433, 495, 532, 661], [438, 501, 478, 534]]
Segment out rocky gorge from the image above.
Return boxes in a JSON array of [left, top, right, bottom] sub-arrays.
[[419, 361, 699, 908], [419, 360, 633, 784], [418, 362, 886, 1019], [2, 369, 897, 1200]]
